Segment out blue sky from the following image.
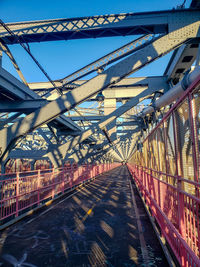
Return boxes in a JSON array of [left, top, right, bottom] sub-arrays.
[[1, 0, 190, 83]]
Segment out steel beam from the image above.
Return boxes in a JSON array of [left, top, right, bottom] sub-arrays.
[[164, 43, 199, 85], [0, 18, 199, 162], [29, 76, 168, 101], [0, 41, 29, 86], [0, 50, 2, 66], [0, 67, 84, 133], [60, 34, 153, 85], [44, 87, 148, 167], [1, 9, 200, 44], [163, 0, 200, 84], [0, 99, 48, 112], [69, 116, 104, 121], [9, 149, 47, 159], [0, 67, 40, 100], [116, 121, 140, 127], [0, 113, 22, 129], [142, 66, 200, 116]]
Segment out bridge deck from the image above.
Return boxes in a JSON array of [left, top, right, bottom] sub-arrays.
[[0, 166, 168, 266]]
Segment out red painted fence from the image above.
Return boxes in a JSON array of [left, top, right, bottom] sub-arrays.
[[128, 164, 200, 267], [0, 163, 120, 225], [127, 75, 200, 266]]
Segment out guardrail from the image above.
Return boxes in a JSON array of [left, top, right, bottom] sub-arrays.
[[0, 163, 120, 225], [127, 73, 200, 266], [127, 164, 200, 267]]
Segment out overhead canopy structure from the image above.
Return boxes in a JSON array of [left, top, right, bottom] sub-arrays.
[[0, 0, 199, 171]]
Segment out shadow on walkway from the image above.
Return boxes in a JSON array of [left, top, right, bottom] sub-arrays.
[[0, 166, 169, 267]]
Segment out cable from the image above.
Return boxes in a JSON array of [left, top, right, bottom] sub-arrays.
[[0, 19, 63, 96], [181, 0, 187, 7]]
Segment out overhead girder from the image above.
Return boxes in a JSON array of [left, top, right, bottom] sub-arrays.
[[0, 76, 168, 112], [0, 67, 40, 101], [116, 120, 141, 127], [0, 18, 199, 162], [190, 0, 200, 8], [162, 0, 200, 85], [107, 130, 139, 162], [164, 43, 199, 85], [48, 118, 141, 168], [68, 116, 104, 121], [141, 66, 200, 116], [0, 66, 93, 141], [0, 99, 47, 112], [68, 131, 136, 164], [0, 113, 22, 130], [0, 40, 29, 87], [29, 76, 168, 101], [6, 126, 139, 168], [124, 132, 141, 161], [0, 11, 199, 165], [7, 139, 118, 165], [72, 144, 121, 165], [59, 34, 153, 86], [0, 9, 199, 44], [8, 149, 48, 159], [43, 87, 154, 166]]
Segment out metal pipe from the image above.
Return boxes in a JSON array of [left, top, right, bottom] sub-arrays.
[[141, 66, 200, 116]]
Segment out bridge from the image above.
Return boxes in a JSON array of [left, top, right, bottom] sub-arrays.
[[0, 0, 199, 266]]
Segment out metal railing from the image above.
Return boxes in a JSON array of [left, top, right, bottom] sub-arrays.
[[127, 164, 200, 267], [0, 163, 120, 225], [127, 73, 200, 266]]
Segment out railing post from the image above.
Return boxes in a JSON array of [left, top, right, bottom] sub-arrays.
[[16, 172, 19, 217], [142, 167, 145, 186], [138, 166, 140, 178], [52, 168, 55, 199], [70, 164, 73, 188], [78, 165, 81, 184], [141, 166, 143, 187], [177, 176, 186, 239], [88, 164, 90, 180], [62, 167, 64, 194], [158, 171, 161, 208], [70, 164, 75, 187], [92, 164, 94, 178], [150, 168, 153, 196], [86, 164, 88, 182], [37, 169, 41, 205]]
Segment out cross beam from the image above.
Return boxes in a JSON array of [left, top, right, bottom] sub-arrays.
[[0, 17, 199, 162], [1, 9, 199, 44]]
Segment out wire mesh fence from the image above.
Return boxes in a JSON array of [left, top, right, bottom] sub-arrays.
[[128, 75, 200, 267]]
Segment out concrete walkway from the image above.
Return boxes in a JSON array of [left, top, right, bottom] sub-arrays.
[[0, 166, 169, 266]]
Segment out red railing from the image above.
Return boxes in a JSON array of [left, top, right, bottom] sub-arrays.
[[127, 73, 200, 266], [2, 159, 50, 173], [0, 163, 120, 224], [127, 164, 200, 267]]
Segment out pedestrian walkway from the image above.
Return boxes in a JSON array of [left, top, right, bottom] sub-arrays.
[[0, 166, 169, 266]]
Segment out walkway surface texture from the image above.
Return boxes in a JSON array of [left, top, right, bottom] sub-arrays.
[[0, 166, 169, 266]]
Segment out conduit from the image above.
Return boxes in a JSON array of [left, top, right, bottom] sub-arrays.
[[141, 66, 200, 116]]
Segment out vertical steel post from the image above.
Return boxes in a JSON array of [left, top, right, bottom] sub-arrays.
[[188, 94, 199, 192], [62, 167, 64, 194], [172, 110, 182, 231], [52, 168, 55, 199], [150, 168, 153, 197], [16, 172, 19, 217], [37, 169, 41, 205], [173, 104, 186, 238], [177, 175, 186, 239], [70, 164, 73, 188]]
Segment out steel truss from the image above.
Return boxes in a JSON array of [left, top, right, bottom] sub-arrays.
[[0, 3, 199, 170]]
